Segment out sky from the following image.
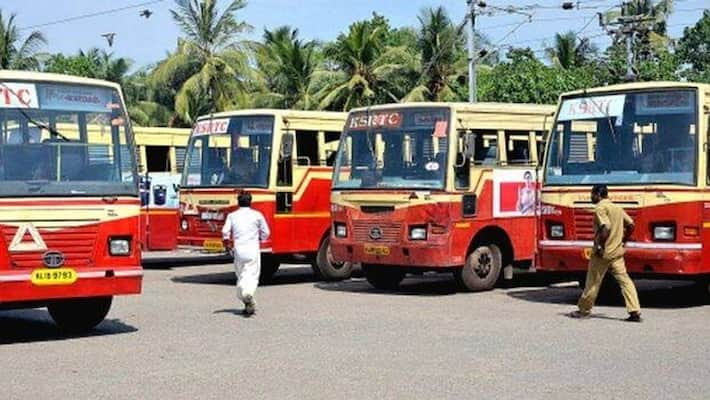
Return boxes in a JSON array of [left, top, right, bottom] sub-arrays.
[[2, 0, 707, 69]]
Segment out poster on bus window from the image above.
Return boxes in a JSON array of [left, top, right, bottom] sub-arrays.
[[142, 172, 181, 209], [493, 169, 538, 218]]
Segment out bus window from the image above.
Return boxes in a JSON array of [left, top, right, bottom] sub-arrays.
[[473, 132, 498, 165], [295, 130, 318, 166], [505, 132, 532, 165]]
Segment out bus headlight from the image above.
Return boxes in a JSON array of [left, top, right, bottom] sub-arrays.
[[549, 224, 565, 239], [334, 223, 347, 238], [653, 225, 675, 241], [109, 238, 131, 256], [181, 219, 189, 231], [409, 226, 427, 241]]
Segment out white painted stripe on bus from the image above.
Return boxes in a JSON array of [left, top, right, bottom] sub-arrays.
[[540, 240, 701, 250], [0, 274, 30, 282], [77, 271, 106, 279], [113, 270, 143, 277]]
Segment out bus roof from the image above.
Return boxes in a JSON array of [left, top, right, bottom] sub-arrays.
[[0, 69, 122, 91], [349, 102, 556, 116], [196, 109, 347, 122], [560, 81, 710, 98]]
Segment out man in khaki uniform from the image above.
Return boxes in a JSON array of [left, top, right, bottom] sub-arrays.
[[570, 184, 642, 322]]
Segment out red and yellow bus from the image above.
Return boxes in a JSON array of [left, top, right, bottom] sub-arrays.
[[330, 102, 555, 291], [0, 71, 142, 332], [178, 109, 352, 281], [538, 82, 710, 286]]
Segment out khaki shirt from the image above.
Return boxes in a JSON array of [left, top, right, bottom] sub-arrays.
[[593, 199, 633, 260]]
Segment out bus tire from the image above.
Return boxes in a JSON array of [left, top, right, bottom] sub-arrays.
[[313, 236, 353, 281], [455, 244, 502, 292], [259, 254, 280, 284], [48, 296, 113, 333], [363, 264, 405, 291]]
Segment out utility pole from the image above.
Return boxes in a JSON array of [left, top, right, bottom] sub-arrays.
[[599, 1, 655, 82], [467, 0, 477, 103]]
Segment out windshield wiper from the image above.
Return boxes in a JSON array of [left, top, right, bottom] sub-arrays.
[[17, 108, 71, 142]]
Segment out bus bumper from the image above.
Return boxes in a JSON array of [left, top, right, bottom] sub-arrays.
[[331, 238, 461, 269], [0, 267, 142, 304], [538, 240, 703, 275]]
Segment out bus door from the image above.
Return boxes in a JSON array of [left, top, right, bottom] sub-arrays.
[[275, 131, 295, 252]]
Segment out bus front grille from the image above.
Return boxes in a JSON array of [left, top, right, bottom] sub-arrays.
[[573, 208, 639, 241], [352, 221, 402, 244], [1, 225, 98, 269]]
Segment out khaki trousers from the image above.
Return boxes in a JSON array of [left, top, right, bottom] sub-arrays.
[[578, 255, 641, 314]]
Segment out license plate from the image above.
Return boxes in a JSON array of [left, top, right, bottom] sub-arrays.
[[364, 244, 390, 256], [201, 212, 224, 221], [31, 268, 77, 286], [203, 239, 225, 253]]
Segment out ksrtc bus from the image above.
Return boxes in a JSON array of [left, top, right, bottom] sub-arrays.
[[330, 102, 555, 291], [178, 109, 352, 281], [0, 71, 141, 332], [538, 82, 710, 289]]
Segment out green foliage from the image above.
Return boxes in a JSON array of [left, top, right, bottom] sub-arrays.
[[255, 26, 318, 109], [478, 49, 594, 104], [0, 11, 46, 70], [404, 6, 466, 102], [677, 10, 710, 83], [152, 0, 252, 125], [317, 14, 409, 110]]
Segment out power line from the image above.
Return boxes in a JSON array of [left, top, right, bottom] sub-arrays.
[[19, 0, 164, 31]]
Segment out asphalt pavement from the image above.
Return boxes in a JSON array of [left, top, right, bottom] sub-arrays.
[[2, 263, 710, 399]]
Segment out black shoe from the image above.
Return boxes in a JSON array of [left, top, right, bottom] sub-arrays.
[[569, 310, 591, 319], [625, 312, 642, 323]]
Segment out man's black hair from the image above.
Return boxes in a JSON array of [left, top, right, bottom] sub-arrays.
[[238, 192, 252, 207], [591, 184, 608, 198]]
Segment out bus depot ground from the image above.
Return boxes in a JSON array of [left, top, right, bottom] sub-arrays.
[[2, 261, 710, 399]]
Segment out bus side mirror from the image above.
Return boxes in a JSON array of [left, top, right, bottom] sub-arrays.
[[280, 133, 294, 160]]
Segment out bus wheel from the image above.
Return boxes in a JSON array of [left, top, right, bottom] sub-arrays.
[[363, 264, 405, 291], [313, 237, 353, 281], [456, 244, 502, 292], [259, 254, 280, 284], [48, 296, 113, 333]]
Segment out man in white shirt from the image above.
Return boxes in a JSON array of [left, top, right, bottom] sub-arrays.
[[222, 192, 270, 316]]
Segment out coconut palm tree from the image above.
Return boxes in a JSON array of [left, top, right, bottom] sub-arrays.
[[317, 21, 409, 111], [255, 26, 318, 109], [152, 0, 252, 124], [0, 11, 46, 70], [545, 31, 597, 69], [404, 6, 467, 102]]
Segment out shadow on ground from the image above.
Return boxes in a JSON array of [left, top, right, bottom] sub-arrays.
[[171, 265, 318, 287], [0, 309, 137, 345], [143, 256, 232, 270], [509, 279, 710, 309], [316, 271, 569, 297]]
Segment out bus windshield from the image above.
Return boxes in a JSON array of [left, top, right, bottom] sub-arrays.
[[545, 89, 698, 186], [182, 116, 274, 188], [0, 81, 137, 197], [333, 107, 450, 190]]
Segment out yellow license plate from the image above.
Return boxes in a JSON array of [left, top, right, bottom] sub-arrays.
[[364, 244, 390, 256], [203, 239, 225, 253], [583, 248, 592, 260], [31, 268, 77, 286]]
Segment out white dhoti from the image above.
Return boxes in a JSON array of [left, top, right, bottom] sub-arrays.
[[234, 244, 261, 302]]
